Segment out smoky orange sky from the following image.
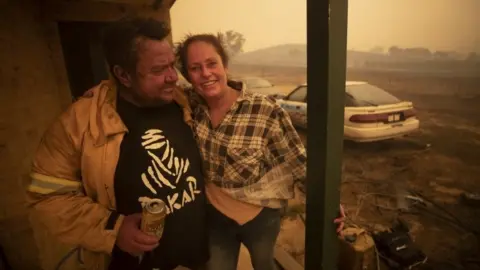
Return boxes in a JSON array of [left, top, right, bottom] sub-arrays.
[[171, 0, 479, 53]]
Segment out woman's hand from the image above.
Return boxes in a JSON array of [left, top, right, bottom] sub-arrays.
[[334, 204, 346, 235]]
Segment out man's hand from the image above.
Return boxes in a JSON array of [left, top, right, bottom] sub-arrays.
[[116, 213, 160, 256], [334, 204, 346, 235]]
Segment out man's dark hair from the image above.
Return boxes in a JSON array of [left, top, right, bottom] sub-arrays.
[[101, 17, 171, 75], [174, 33, 229, 81]]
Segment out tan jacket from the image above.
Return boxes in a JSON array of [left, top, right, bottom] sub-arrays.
[[26, 81, 193, 270]]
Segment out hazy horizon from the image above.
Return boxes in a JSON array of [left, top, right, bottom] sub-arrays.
[[171, 0, 479, 54]]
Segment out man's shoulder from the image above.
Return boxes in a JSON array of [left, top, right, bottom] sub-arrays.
[[173, 86, 192, 107], [50, 82, 109, 135], [61, 90, 96, 122]]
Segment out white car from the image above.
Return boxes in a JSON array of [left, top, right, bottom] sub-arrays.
[[233, 76, 286, 100], [276, 81, 420, 142]]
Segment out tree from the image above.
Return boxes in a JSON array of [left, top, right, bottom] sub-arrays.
[[465, 52, 479, 62], [218, 30, 246, 58], [433, 50, 451, 60], [403, 47, 432, 59], [388, 46, 403, 56]]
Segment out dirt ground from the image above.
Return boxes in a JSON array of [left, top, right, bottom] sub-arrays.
[[231, 65, 480, 269]]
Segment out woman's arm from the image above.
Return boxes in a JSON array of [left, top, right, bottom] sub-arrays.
[[266, 104, 307, 190]]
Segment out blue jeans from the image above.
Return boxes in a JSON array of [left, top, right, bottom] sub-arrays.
[[206, 204, 281, 270]]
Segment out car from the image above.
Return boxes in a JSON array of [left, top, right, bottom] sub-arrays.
[[276, 81, 420, 142], [232, 76, 286, 100]]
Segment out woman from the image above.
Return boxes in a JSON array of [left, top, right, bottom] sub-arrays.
[[175, 34, 344, 270]]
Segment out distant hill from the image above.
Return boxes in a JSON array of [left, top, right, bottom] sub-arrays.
[[231, 44, 388, 67], [231, 44, 480, 76], [232, 44, 307, 67]]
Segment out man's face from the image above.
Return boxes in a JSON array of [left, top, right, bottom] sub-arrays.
[[123, 38, 178, 106]]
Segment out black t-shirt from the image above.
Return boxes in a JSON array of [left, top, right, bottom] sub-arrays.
[[110, 97, 208, 270]]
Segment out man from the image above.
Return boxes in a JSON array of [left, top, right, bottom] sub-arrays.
[[26, 17, 208, 270]]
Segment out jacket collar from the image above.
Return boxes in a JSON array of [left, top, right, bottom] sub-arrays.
[[87, 80, 193, 147]]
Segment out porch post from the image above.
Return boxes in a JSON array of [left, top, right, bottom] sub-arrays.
[[304, 0, 349, 269]]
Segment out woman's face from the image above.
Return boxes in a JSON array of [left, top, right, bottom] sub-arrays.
[[185, 41, 228, 100]]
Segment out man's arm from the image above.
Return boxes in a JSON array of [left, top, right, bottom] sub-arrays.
[[26, 110, 124, 254]]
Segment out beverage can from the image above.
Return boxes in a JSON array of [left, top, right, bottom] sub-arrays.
[[140, 200, 167, 238]]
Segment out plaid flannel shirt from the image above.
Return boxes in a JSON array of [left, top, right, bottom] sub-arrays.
[[191, 89, 307, 208]]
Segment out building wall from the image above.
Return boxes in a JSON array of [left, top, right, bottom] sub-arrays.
[[0, 2, 69, 269], [0, 1, 170, 269]]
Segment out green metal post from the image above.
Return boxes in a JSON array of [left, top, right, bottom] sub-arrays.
[[304, 0, 349, 269]]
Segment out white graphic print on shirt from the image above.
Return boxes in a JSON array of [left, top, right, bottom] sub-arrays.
[[137, 129, 201, 215]]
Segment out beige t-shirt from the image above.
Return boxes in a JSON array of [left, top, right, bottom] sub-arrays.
[[205, 182, 262, 225]]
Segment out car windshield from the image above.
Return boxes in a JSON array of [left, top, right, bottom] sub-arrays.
[[287, 86, 307, 102], [245, 77, 273, 88], [346, 83, 400, 106]]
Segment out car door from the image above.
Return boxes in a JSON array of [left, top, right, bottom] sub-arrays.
[[278, 86, 307, 128]]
